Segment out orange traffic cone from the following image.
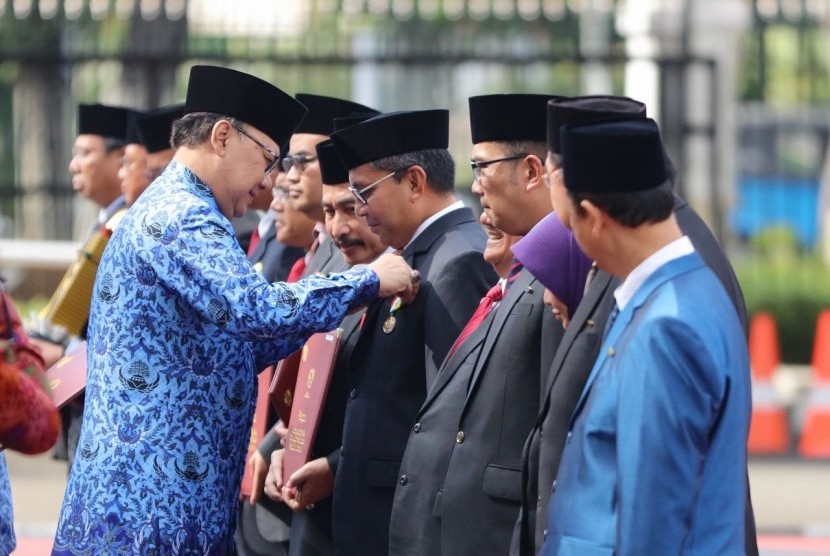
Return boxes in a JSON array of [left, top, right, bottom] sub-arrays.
[[747, 312, 791, 455], [798, 310, 830, 458]]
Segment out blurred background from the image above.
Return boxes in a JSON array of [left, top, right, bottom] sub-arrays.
[[1, 0, 829, 554]]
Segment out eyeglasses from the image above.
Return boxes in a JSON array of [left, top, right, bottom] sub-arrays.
[[236, 126, 280, 176], [281, 154, 318, 174], [272, 185, 289, 201], [348, 167, 409, 206], [470, 154, 527, 181]]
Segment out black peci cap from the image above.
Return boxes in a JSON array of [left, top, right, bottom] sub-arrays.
[[330, 109, 449, 170], [184, 65, 307, 148], [77, 104, 131, 141], [293, 94, 378, 136], [136, 104, 185, 153], [560, 118, 668, 194], [468, 93, 562, 144], [546, 95, 647, 155], [316, 139, 349, 185], [332, 111, 382, 133]]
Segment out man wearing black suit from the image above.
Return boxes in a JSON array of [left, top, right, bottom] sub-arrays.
[[329, 110, 497, 556], [262, 139, 390, 556], [513, 96, 757, 556], [389, 95, 563, 556]]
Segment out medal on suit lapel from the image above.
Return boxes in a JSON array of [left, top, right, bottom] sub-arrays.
[[383, 296, 402, 334]]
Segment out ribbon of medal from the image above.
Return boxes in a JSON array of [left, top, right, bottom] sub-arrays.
[[382, 296, 403, 334]]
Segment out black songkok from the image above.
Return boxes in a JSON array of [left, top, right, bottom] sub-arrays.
[[184, 65, 307, 147], [468, 93, 561, 144], [547, 95, 646, 155], [294, 94, 377, 136], [330, 110, 449, 170], [77, 104, 131, 141], [560, 118, 668, 194], [136, 104, 185, 154]]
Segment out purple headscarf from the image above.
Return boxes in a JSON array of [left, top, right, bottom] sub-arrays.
[[511, 212, 593, 316]]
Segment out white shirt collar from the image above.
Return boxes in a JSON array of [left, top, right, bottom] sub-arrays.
[[404, 200, 465, 251], [613, 236, 694, 311], [99, 195, 125, 225]]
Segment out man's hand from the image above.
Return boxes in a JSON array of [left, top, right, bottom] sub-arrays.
[[366, 253, 420, 303], [264, 449, 286, 502], [29, 338, 65, 368], [282, 457, 334, 511], [273, 420, 288, 445], [247, 450, 269, 505]]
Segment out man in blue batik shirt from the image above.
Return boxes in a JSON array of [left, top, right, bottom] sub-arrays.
[[52, 65, 416, 556]]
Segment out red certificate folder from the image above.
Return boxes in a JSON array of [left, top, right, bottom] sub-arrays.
[[240, 365, 274, 497], [282, 329, 342, 484], [268, 349, 303, 425], [44, 341, 87, 409]]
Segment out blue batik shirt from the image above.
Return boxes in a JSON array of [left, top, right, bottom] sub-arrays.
[[0, 454, 15, 556], [52, 161, 378, 555]]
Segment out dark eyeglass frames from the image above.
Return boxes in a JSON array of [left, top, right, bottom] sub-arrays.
[[470, 154, 527, 181], [348, 167, 410, 207], [235, 127, 280, 177], [281, 154, 318, 174]]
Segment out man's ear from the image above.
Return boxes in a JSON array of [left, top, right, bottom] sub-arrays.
[[211, 120, 233, 156], [524, 155, 546, 192], [406, 165, 428, 202], [580, 199, 606, 238]]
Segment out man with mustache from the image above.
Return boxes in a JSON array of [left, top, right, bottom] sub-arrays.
[[263, 138, 389, 556]]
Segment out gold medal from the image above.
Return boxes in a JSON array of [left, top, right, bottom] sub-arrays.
[[383, 314, 396, 334]]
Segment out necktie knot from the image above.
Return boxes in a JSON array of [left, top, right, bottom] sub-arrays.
[[485, 284, 503, 304]]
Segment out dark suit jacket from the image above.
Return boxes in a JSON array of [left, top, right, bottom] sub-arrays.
[[252, 234, 351, 556], [390, 270, 562, 556], [332, 207, 497, 556], [305, 234, 348, 277], [514, 196, 758, 556], [248, 223, 306, 284]]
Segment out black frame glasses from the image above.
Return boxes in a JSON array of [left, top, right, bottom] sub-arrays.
[[348, 167, 409, 206], [235, 126, 280, 176], [281, 154, 318, 174], [470, 154, 527, 181]]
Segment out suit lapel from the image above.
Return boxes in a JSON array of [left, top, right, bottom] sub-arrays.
[[249, 224, 275, 262], [462, 271, 535, 408], [402, 207, 476, 266], [420, 316, 489, 414], [541, 271, 614, 398], [569, 254, 702, 422]]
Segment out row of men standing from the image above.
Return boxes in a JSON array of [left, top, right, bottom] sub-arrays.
[[39, 64, 756, 556]]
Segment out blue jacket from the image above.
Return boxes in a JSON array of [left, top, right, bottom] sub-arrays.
[[542, 253, 750, 556]]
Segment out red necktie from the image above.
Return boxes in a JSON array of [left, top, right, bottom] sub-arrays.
[[247, 227, 261, 257], [287, 256, 306, 282], [448, 283, 503, 357]]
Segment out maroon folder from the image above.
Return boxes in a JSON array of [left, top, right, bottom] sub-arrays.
[[44, 341, 87, 409], [240, 365, 274, 497], [268, 349, 303, 425], [281, 329, 342, 483]]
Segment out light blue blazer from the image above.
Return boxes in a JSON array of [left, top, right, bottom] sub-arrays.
[[541, 252, 751, 556]]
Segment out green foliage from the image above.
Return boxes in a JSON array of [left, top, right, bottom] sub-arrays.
[[737, 227, 830, 363]]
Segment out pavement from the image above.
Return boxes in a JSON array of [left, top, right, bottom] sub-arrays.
[[5, 452, 830, 555]]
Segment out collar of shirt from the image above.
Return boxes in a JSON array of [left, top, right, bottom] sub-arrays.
[[403, 200, 465, 251], [613, 235, 694, 311], [257, 210, 275, 237], [99, 195, 125, 225]]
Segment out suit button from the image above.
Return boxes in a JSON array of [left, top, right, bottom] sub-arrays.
[[566, 431, 573, 442], [349, 389, 357, 399], [399, 474, 408, 485], [543, 529, 548, 540], [413, 423, 421, 433], [552, 479, 557, 491], [456, 431, 465, 443]]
